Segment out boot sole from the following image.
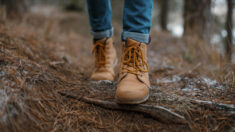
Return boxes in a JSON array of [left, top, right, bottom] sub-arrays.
[[116, 93, 149, 104]]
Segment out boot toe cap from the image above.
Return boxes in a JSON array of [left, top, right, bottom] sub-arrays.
[[91, 72, 114, 81], [116, 84, 149, 104]]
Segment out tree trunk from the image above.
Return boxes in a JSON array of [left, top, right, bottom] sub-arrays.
[[159, 0, 169, 31], [0, 0, 28, 19], [183, 0, 211, 41], [225, 0, 233, 62]]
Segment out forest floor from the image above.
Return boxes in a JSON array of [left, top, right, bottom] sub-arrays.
[[0, 6, 234, 132]]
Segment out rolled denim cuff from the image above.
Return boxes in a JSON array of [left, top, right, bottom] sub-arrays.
[[91, 28, 113, 39], [122, 31, 150, 44]]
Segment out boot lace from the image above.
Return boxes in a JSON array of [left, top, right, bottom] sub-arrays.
[[121, 43, 149, 75], [92, 41, 107, 68]]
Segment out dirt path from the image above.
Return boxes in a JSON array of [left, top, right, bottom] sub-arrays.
[[0, 7, 234, 132]]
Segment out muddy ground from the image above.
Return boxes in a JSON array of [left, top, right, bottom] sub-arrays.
[[0, 7, 234, 132]]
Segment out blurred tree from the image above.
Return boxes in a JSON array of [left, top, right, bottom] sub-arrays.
[[159, 0, 169, 31], [183, 0, 211, 41], [0, 0, 28, 19], [64, 0, 85, 12], [225, 0, 233, 61]]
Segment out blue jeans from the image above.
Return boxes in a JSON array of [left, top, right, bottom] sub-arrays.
[[87, 0, 153, 44]]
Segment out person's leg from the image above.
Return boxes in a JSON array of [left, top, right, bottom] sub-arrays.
[[116, 0, 153, 104], [87, 0, 117, 81], [122, 0, 153, 44], [87, 0, 113, 39]]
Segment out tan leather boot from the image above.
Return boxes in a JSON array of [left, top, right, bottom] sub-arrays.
[[91, 37, 117, 81], [116, 38, 150, 104]]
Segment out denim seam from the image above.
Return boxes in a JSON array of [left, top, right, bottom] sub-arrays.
[[122, 31, 150, 44], [91, 27, 113, 39]]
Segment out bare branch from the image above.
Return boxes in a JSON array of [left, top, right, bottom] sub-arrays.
[[59, 91, 187, 124], [190, 99, 235, 113]]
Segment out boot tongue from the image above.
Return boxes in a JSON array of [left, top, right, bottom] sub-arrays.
[[123, 40, 137, 64], [125, 38, 140, 47], [93, 38, 108, 68], [94, 38, 107, 44], [124, 38, 140, 62], [122, 39, 141, 73]]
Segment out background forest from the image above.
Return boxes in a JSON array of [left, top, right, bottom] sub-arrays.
[[1, 0, 233, 61]]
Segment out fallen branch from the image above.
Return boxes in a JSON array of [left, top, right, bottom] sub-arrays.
[[190, 99, 235, 113], [59, 91, 187, 124]]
